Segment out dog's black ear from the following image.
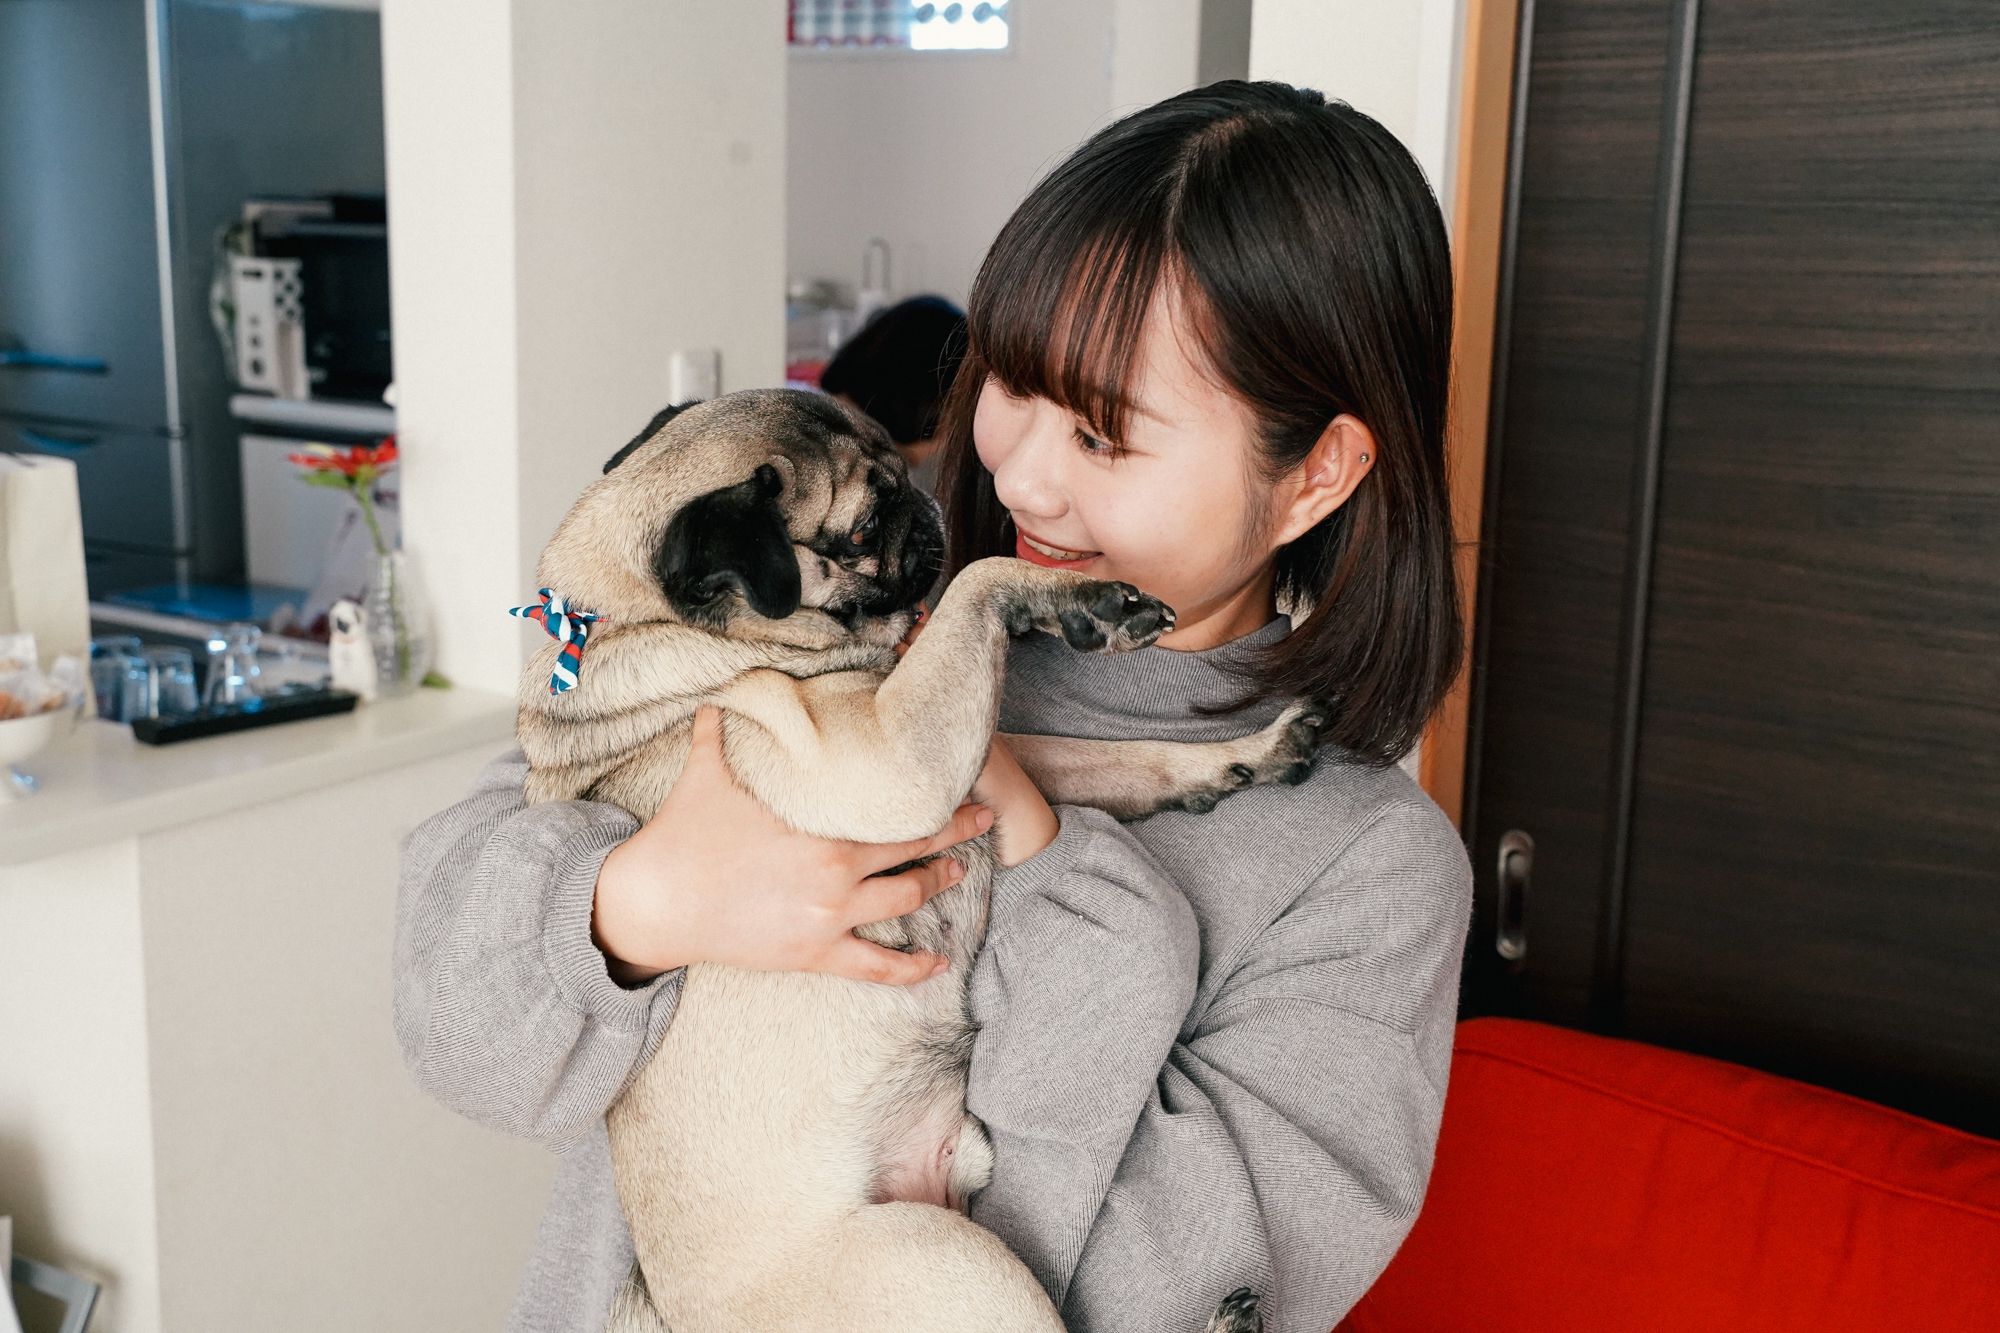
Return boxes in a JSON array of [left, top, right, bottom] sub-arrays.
[[605, 400, 704, 474], [654, 464, 801, 622]]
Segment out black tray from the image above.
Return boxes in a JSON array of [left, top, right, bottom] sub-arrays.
[[130, 687, 360, 745]]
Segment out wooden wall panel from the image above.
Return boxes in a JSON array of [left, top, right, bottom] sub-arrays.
[[1463, 0, 1673, 1021], [1621, 0, 2000, 1131]]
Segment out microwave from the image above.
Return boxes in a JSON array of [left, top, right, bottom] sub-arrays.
[[233, 195, 393, 403]]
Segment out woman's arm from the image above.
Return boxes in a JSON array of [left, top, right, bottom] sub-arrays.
[[393, 747, 671, 1147], [965, 798, 1474, 1333], [960, 803, 1203, 1296], [394, 713, 992, 1148]]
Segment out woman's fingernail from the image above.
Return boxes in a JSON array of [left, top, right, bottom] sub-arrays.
[[948, 860, 966, 881], [975, 807, 995, 831]]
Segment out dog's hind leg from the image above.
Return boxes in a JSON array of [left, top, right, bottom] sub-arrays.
[[1004, 698, 1337, 820], [752, 1202, 1063, 1333], [1204, 1287, 1264, 1333]]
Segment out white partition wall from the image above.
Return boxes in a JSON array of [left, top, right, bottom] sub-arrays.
[[381, 0, 787, 694], [1249, 0, 1467, 215]]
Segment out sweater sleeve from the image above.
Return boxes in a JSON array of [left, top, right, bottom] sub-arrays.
[[392, 747, 685, 1148], [966, 798, 1473, 1333]]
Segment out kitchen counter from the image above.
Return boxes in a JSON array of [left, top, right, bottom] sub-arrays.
[[0, 684, 549, 1333], [0, 686, 515, 866]]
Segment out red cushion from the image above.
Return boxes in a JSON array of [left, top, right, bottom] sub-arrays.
[[1341, 1018, 2000, 1332]]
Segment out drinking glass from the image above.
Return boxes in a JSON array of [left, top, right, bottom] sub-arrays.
[[89, 635, 144, 721], [137, 646, 199, 718], [202, 623, 264, 708]]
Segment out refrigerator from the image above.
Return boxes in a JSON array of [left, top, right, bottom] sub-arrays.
[[0, 0, 386, 618]]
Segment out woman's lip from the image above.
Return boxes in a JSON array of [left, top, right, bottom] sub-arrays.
[[1014, 531, 1100, 568], [1014, 525, 1099, 559]]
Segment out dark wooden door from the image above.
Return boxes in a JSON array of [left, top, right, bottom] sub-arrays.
[[1464, 0, 2000, 1134]]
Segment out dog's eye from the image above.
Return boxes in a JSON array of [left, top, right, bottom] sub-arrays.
[[849, 513, 878, 545]]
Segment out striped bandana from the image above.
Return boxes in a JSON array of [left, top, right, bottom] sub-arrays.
[[509, 589, 603, 693]]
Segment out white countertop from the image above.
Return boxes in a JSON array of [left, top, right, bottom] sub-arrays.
[[0, 687, 516, 867]]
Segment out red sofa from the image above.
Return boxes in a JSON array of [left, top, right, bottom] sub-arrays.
[[1341, 1018, 2000, 1332]]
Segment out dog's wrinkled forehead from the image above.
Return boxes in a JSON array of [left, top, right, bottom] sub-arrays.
[[766, 392, 906, 536], [605, 388, 903, 515]]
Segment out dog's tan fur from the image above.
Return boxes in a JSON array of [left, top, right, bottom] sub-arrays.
[[515, 390, 1307, 1332]]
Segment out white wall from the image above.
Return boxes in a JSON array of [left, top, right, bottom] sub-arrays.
[[384, 0, 786, 694], [787, 2, 1113, 308], [1248, 0, 1467, 216], [787, 0, 1234, 308], [1110, 0, 1203, 116]]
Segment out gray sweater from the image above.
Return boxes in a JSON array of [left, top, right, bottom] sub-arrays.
[[393, 616, 1472, 1332]]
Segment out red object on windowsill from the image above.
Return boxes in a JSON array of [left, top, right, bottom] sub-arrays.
[[1340, 1018, 2000, 1332]]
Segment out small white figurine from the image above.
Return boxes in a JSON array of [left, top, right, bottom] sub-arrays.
[[328, 598, 379, 702]]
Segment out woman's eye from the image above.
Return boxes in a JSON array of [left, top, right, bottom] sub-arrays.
[[1074, 427, 1121, 458]]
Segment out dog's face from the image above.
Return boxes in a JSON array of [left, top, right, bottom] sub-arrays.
[[536, 389, 944, 651]]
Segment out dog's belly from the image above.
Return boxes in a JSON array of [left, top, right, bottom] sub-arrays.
[[606, 869, 994, 1318]]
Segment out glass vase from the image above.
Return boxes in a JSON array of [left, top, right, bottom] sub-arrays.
[[361, 550, 434, 697]]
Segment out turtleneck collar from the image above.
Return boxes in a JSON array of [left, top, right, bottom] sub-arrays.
[[998, 613, 1295, 744]]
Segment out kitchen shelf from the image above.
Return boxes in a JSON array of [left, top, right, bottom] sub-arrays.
[[228, 394, 395, 437]]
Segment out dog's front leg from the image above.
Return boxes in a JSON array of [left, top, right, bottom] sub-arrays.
[[871, 555, 1175, 796], [708, 557, 1172, 841], [1004, 697, 1336, 820]]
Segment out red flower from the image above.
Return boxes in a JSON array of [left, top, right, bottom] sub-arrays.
[[286, 435, 398, 479]]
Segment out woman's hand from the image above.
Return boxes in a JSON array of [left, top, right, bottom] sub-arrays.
[[591, 706, 994, 988], [971, 735, 1060, 868]]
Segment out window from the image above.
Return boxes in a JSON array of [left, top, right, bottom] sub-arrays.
[[788, 1, 1011, 52]]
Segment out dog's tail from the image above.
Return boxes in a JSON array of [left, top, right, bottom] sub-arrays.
[[606, 1263, 671, 1333], [1203, 1286, 1264, 1333]]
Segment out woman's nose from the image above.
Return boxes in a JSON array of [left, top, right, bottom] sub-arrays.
[[989, 409, 1069, 521]]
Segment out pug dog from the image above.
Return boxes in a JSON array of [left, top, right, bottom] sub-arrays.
[[514, 389, 1329, 1333]]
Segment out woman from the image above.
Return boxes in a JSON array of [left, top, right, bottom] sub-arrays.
[[396, 81, 1471, 1332]]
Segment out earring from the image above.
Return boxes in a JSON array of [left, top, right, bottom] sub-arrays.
[[1359, 452, 1370, 463]]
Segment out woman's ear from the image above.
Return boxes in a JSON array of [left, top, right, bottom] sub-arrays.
[[1274, 414, 1377, 546]]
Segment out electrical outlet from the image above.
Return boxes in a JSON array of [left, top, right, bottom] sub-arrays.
[[668, 348, 721, 403]]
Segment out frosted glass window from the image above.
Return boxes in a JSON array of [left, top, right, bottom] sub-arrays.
[[789, 1, 1010, 51]]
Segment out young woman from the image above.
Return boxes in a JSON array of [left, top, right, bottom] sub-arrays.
[[396, 81, 1471, 1332]]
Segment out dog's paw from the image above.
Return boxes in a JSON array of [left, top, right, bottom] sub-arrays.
[[1174, 698, 1336, 813], [1203, 1287, 1263, 1333], [1005, 580, 1175, 652], [1061, 581, 1175, 652]]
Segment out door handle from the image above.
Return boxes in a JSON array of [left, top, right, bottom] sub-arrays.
[[16, 425, 102, 456], [1495, 829, 1532, 963], [0, 348, 110, 374]]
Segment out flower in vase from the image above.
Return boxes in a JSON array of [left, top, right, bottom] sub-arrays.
[[287, 436, 398, 556]]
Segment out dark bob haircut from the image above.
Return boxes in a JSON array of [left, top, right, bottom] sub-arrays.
[[819, 295, 968, 446], [935, 80, 1461, 766]]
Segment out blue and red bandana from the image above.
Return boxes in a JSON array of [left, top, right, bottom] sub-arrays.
[[509, 589, 602, 693]]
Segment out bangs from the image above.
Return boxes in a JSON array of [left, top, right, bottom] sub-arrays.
[[969, 200, 1177, 445]]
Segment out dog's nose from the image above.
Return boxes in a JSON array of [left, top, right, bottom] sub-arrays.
[[900, 516, 942, 588]]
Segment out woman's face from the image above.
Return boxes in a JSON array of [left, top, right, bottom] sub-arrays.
[[973, 291, 1296, 651]]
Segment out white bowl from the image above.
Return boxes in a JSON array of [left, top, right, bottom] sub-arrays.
[[0, 706, 76, 800]]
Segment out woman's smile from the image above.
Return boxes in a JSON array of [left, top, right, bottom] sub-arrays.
[[1014, 525, 1101, 567]]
